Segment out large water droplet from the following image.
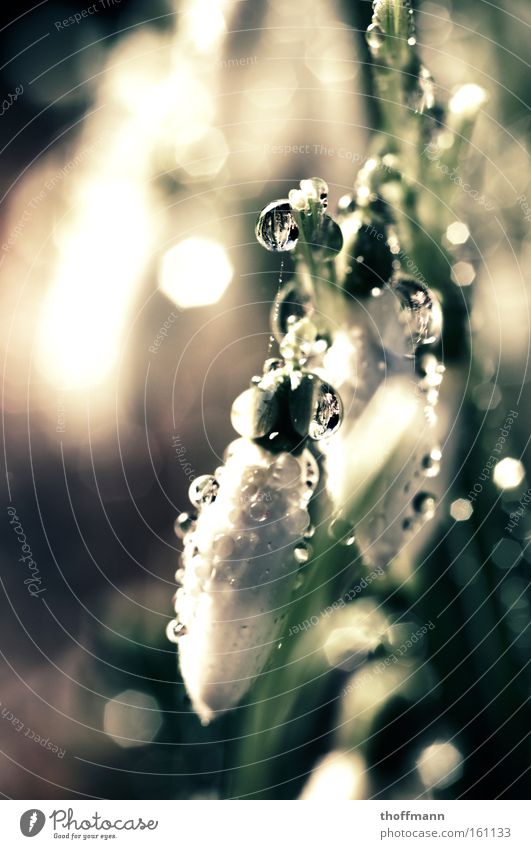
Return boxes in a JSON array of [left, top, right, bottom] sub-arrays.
[[366, 23, 385, 50], [188, 475, 219, 508], [231, 385, 279, 439], [413, 492, 437, 521], [174, 511, 197, 538], [394, 279, 442, 351], [308, 381, 343, 440], [256, 200, 299, 252]]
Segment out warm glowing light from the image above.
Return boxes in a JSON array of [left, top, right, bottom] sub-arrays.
[[300, 751, 367, 800], [416, 741, 463, 790], [184, 0, 227, 52], [451, 261, 475, 286], [449, 84, 488, 118], [177, 127, 229, 178], [159, 238, 233, 308], [493, 457, 525, 491], [104, 689, 162, 748], [37, 178, 152, 389], [446, 221, 470, 245], [450, 498, 473, 522]]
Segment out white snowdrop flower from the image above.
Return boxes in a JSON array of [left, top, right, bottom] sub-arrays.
[[173, 438, 318, 723]]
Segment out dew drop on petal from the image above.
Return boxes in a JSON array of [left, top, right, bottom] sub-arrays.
[[174, 511, 197, 538], [285, 507, 310, 535], [308, 382, 343, 440], [294, 543, 311, 564], [422, 447, 442, 478], [188, 475, 219, 507], [166, 619, 187, 644], [412, 492, 437, 521], [263, 357, 284, 373], [213, 533, 235, 558], [256, 200, 299, 252], [271, 453, 301, 487], [366, 23, 385, 50], [395, 279, 442, 351], [248, 499, 270, 523]]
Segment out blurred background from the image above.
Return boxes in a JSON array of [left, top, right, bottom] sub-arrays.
[[0, 0, 529, 799]]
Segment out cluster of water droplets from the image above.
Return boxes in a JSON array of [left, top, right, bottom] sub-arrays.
[[168, 438, 321, 721]]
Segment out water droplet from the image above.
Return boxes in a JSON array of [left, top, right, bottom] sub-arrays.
[[422, 447, 442, 478], [213, 533, 235, 558], [174, 511, 197, 538], [303, 523, 315, 539], [271, 453, 301, 487], [366, 23, 385, 50], [248, 499, 269, 523], [329, 517, 356, 545], [256, 200, 299, 252], [308, 381, 343, 440], [394, 279, 442, 351], [188, 475, 219, 508], [294, 543, 311, 564], [279, 316, 318, 364], [166, 619, 187, 643], [285, 507, 310, 535], [263, 357, 284, 373], [231, 385, 280, 439], [413, 492, 437, 521]]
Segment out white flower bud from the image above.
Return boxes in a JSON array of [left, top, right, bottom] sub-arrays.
[[174, 439, 318, 723]]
